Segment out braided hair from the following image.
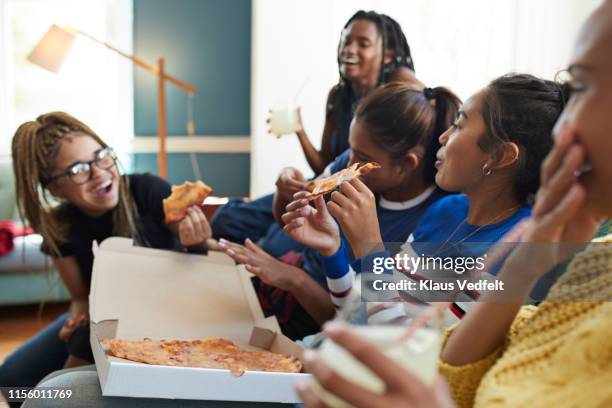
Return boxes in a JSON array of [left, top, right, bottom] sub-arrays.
[[327, 11, 416, 128], [11, 112, 141, 256]]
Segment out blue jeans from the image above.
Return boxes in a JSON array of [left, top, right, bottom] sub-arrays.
[[211, 194, 304, 258], [211, 194, 276, 244], [0, 313, 69, 405]]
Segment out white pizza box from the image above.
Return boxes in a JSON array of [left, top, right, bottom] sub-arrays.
[[89, 237, 309, 403]]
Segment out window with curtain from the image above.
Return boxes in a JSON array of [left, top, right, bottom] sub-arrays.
[[0, 0, 133, 157]]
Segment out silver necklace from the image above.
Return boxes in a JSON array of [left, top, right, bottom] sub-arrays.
[[434, 204, 522, 255]]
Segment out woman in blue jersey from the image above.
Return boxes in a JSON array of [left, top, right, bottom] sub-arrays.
[[283, 74, 568, 309], [219, 83, 460, 339]]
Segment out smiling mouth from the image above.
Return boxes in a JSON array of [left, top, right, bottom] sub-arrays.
[[93, 179, 113, 195], [341, 58, 359, 66]]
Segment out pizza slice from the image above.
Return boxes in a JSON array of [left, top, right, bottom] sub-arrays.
[[163, 180, 213, 224], [303, 162, 381, 200], [101, 337, 302, 376]]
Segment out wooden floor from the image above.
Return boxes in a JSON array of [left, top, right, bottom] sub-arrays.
[[0, 302, 69, 364]]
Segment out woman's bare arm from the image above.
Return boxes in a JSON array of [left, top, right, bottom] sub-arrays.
[[53, 256, 88, 301], [296, 88, 338, 175]]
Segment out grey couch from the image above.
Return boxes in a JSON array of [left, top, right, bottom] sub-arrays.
[[0, 158, 69, 305]]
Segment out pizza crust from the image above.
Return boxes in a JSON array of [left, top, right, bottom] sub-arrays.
[[163, 181, 213, 224]]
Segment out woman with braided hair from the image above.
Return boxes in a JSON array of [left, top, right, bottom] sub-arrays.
[[291, 10, 422, 175], [0, 112, 217, 401]]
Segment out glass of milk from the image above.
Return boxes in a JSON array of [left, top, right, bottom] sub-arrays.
[[310, 278, 444, 408], [269, 105, 299, 137]]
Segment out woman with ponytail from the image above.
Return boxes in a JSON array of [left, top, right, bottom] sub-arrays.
[[0, 112, 216, 397], [219, 83, 459, 336]]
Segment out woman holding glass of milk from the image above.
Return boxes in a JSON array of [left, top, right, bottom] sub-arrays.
[[269, 10, 423, 175]]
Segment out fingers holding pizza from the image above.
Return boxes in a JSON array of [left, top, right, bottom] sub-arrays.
[[327, 177, 382, 258], [177, 206, 213, 248], [163, 180, 220, 252], [288, 162, 383, 258], [282, 194, 341, 257], [276, 167, 307, 201]]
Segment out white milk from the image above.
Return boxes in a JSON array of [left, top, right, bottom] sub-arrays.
[[270, 108, 299, 136], [312, 326, 441, 408]]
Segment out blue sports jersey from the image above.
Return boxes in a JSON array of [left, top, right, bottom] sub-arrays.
[[303, 186, 447, 287]]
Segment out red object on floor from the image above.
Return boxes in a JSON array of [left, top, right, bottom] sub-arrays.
[[0, 220, 34, 256]]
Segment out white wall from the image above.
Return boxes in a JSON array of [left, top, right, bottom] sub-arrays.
[[251, 0, 601, 197], [0, 0, 133, 157], [251, 1, 337, 197], [0, 0, 12, 155]]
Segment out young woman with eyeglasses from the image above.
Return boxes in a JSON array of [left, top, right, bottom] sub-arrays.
[[0, 112, 216, 398]]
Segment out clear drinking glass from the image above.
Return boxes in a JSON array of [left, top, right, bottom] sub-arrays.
[[269, 105, 299, 137], [310, 276, 445, 408]]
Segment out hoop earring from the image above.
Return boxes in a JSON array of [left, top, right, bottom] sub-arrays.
[[482, 164, 493, 176]]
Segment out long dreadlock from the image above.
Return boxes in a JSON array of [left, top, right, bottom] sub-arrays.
[[11, 112, 141, 256], [378, 13, 415, 79], [328, 11, 416, 121]]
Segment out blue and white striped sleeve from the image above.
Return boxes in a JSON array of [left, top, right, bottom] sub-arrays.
[[321, 240, 395, 307], [320, 240, 356, 307]]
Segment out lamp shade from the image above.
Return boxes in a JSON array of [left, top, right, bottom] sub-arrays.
[[27, 25, 76, 73]]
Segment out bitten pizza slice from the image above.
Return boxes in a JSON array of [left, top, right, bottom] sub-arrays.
[[163, 180, 213, 224], [303, 162, 381, 200]]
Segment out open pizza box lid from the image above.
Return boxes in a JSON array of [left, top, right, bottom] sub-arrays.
[[89, 237, 309, 403]]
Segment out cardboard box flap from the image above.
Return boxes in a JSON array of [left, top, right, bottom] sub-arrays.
[[90, 237, 278, 344], [93, 319, 118, 340], [93, 238, 234, 265]]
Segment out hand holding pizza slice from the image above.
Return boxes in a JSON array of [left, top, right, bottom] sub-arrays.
[[163, 181, 213, 224], [303, 162, 381, 200]]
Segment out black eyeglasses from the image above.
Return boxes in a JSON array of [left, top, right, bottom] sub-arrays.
[[44, 147, 117, 186]]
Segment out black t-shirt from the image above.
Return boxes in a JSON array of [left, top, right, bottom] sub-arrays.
[[41, 173, 180, 362], [330, 85, 358, 159], [43, 173, 179, 286]]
